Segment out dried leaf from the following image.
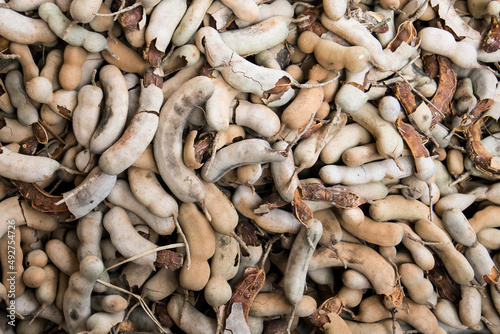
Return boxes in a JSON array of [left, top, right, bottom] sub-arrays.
[[454, 99, 493, 132], [263, 318, 289, 334], [57, 105, 72, 120], [430, 0, 482, 40], [194, 133, 214, 163], [428, 259, 461, 303], [429, 56, 457, 127], [236, 221, 259, 246], [484, 266, 500, 285], [263, 76, 292, 95], [154, 250, 183, 270], [309, 21, 329, 36], [396, 117, 429, 158], [226, 268, 265, 323], [143, 67, 163, 88], [296, 6, 322, 33], [483, 16, 500, 53], [298, 119, 323, 140], [143, 39, 163, 68], [11, 180, 69, 215], [0, 116, 5, 130], [224, 303, 252, 334], [32, 121, 49, 144], [18, 137, 39, 155], [423, 54, 439, 78], [387, 21, 418, 52], [292, 188, 313, 228], [299, 183, 366, 209], [465, 116, 500, 177], [254, 193, 289, 215], [155, 304, 174, 328], [394, 81, 417, 114], [309, 296, 343, 329], [117, 0, 143, 30]]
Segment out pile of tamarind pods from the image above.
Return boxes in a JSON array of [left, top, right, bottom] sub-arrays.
[[2, 0, 500, 333]]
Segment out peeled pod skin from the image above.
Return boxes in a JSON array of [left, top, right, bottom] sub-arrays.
[[2, 0, 500, 333]]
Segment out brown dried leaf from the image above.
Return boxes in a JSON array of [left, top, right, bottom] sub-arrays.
[[32, 122, 49, 144], [254, 192, 289, 215], [193, 133, 213, 164], [117, 0, 143, 30], [296, 6, 322, 33], [396, 117, 429, 158], [264, 76, 292, 95], [155, 304, 174, 328], [428, 259, 461, 303], [200, 61, 215, 77], [483, 16, 500, 53], [226, 268, 265, 323], [465, 116, 500, 177], [484, 266, 500, 285], [236, 221, 260, 247], [18, 137, 39, 155], [454, 99, 493, 132], [154, 250, 183, 270], [299, 183, 366, 209], [298, 119, 323, 140], [143, 39, 163, 68], [309, 21, 329, 36], [143, 67, 163, 88], [394, 81, 417, 115], [423, 54, 439, 78], [292, 188, 313, 228], [57, 105, 72, 120], [11, 180, 69, 215], [309, 296, 343, 329], [0, 116, 5, 130], [263, 318, 288, 334], [387, 21, 418, 52], [429, 56, 457, 127]]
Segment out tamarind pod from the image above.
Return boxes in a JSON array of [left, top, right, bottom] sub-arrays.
[[201, 139, 286, 183], [154, 76, 214, 203]]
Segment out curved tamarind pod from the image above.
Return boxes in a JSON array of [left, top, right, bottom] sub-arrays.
[[201, 139, 286, 183], [154, 76, 215, 203]]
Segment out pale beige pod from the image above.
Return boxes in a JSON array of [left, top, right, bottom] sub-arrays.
[[0, 226, 24, 298], [167, 294, 217, 334], [154, 76, 214, 203], [0, 7, 58, 46], [45, 239, 79, 277], [178, 203, 216, 291], [107, 179, 175, 236], [89, 65, 129, 155], [63, 256, 105, 333], [102, 206, 158, 269]]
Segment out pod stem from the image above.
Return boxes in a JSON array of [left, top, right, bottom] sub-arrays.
[[96, 279, 164, 333], [393, 70, 446, 118], [286, 304, 297, 334], [230, 231, 252, 257], [93, 1, 141, 17], [103, 243, 186, 272], [174, 215, 191, 270], [292, 72, 340, 89]]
